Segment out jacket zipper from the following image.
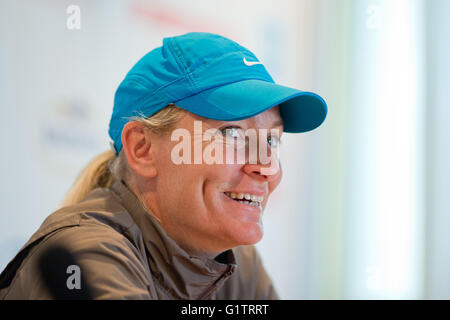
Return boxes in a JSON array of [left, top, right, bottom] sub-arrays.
[[198, 266, 234, 300]]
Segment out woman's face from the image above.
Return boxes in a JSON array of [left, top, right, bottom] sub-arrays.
[[145, 106, 283, 255]]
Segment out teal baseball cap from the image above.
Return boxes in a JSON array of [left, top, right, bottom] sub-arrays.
[[109, 32, 327, 154]]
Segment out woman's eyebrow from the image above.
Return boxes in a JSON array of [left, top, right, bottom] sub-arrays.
[[271, 120, 284, 128], [202, 118, 283, 129]]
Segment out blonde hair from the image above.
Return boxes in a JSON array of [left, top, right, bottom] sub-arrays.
[[61, 104, 186, 207]]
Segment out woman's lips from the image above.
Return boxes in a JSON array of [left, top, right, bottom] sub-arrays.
[[224, 191, 264, 203], [222, 192, 263, 213]]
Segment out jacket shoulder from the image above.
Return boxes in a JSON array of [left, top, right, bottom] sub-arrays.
[[0, 188, 150, 299], [1, 222, 152, 299]]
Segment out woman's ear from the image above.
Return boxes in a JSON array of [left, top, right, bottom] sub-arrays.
[[121, 121, 157, 178]]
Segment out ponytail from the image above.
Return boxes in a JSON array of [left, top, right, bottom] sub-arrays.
[[61, 150, 116, 207]]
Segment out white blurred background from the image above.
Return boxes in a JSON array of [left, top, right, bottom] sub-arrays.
[[1, 0, 449, 299]]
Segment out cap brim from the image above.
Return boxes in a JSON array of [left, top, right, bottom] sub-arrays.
[[174, 79, 327, 133]]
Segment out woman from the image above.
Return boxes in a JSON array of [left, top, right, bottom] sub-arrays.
[[0, 32, 327, 299]]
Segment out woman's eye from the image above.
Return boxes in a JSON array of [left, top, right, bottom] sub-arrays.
[[220, 126, 242, 139], [268, 135, 281, 147], [218, 126, 281, 148]]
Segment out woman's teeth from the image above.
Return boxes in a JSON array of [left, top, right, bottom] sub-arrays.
[[224, 192, 264, 207]]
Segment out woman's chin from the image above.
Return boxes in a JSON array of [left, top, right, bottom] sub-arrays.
[[227, 220, 264, 246]]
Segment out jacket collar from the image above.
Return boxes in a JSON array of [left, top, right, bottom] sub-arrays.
[[109, 178, 237, 299]]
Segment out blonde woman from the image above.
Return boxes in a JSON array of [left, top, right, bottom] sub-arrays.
[[0, 32, 327, 299]]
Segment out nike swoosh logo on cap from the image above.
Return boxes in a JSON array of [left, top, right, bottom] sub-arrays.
[[243, 57, 263, 66]]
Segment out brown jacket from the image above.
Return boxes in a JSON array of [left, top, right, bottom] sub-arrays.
[[0, 179, 278, 300]]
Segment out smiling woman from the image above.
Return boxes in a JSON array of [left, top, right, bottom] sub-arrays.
[[119, 106, 285, 254], [0, 32, 327, 300]]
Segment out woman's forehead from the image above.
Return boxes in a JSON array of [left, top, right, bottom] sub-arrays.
[[185, 106, 283, 129]]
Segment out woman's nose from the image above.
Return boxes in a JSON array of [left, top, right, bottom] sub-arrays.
[[242, 159, 281, 182]]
